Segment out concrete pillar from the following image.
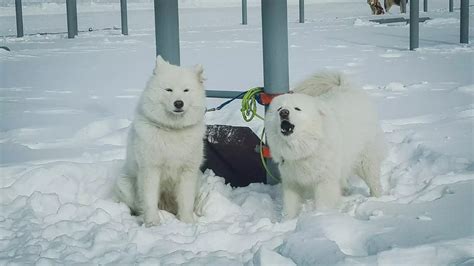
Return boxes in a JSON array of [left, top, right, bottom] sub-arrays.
[[261, 0, 290, 184], [242, 0, 247, 25], [299, 0, 304, 23], [66, 0, 75, 39], [154, 0, 180, 65], [410, 0, 419, 50], [72, 0, 78, 35], [121, 0, 128, 35], [15, 0, 23, 37], [460, 0, 469, 44]]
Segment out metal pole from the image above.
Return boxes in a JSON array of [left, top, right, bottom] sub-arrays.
[[410, 0, 419, 50], [154, 0, 180, 65], [460, 0, 469, 44], [299, 0, 304, 23], [242, 0, 247, 25], [121, 0, 128, 35], [400, 0, 407, 13], [15, 0, 23, 37], [66, 0, 75, 39], [449, 0, 453, 12], [423, 0, 427, 12], [262, 0, 289, 184], [72, 0, 78, 35]]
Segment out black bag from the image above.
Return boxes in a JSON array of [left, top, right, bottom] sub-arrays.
[[202, 125, 266, 187]]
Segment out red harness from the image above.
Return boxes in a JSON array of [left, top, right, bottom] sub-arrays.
[[257, 91, 286, 159], [257, 92, 282, 106]]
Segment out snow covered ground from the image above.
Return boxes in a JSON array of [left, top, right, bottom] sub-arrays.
[[1, 1, 473, 265]]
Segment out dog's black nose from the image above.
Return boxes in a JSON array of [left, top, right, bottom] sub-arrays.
[[174, 100, 184, 109], [279, 109, 289, 119]]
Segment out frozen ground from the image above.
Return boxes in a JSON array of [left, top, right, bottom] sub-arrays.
[[1, 1, 473, 265]]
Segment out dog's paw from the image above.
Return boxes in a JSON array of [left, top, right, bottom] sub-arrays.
[[370, 190, 382, 198], [369, 185, 383, 198], [144, 212, 161, 227]]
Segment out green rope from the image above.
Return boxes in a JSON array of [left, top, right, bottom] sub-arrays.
[[239, 87, 280, 182], [259, 129, 281, 183], [240, 87, 264, 122]]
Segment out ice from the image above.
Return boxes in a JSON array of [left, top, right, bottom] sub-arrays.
[[1, 0, 473, 264], [425, 17, 460, 26], [251, 247, 296, 266], [383, 82, 406, 91], [353, 18, 378, 27], [457, 84, 474, 94]]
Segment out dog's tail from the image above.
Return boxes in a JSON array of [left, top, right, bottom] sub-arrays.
[[293, 71, 350, 97]]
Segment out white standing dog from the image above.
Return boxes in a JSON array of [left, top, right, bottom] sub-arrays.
[[115, 56, 206, 226], [265, 72, 386, 219]]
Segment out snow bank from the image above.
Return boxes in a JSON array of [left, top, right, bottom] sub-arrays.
[[0, 167, 297, 264], [2, 97, 472, 264]]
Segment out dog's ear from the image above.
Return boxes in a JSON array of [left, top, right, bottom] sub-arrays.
[[154, 55, 169, 74], [194, 64, 205, 84], [156, 55, 168, 66]]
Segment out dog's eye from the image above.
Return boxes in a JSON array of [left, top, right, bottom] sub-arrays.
[[165, 88, 173, 92], [294, 107, 301, 111], [184, 88, 190, 92], [277, 107, 282, 112]]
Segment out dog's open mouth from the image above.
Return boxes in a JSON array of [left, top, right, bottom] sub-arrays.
[[280, 120, 295, 136], [173, 109, 184, 114]]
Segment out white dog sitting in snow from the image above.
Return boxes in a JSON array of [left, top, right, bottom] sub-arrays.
[[114, 56, 206, 226], [265, 72, 386, 219]]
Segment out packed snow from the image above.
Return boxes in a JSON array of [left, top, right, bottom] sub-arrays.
[[1, 0, 473, 265]]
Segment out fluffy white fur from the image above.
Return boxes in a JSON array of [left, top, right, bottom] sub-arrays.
[[114, 56, 206, 226], [265, 72, 386, 219]]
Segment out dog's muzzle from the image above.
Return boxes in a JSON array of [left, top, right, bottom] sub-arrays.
[[280, 120, 295, 136], [279, 109, 294, 136], [173, 100, 185, 114]]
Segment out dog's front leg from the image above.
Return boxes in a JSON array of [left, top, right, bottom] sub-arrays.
[[176, 170, 198, 223], [314, 178, 342, 211], [282, 185, 302, 219], [137, 167, 161, 226]]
